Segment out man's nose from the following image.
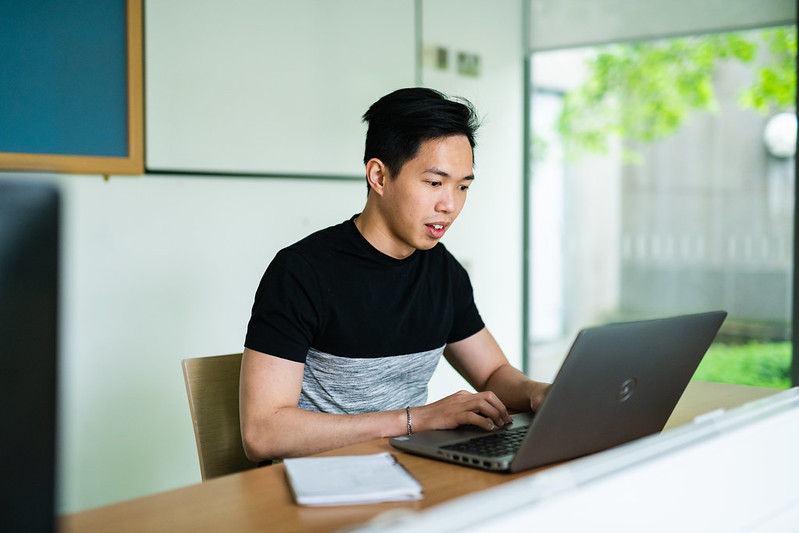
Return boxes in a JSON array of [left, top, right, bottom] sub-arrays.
[[436, 188, 455, 212]]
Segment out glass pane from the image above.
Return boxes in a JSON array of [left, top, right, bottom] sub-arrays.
[[528, 28, 795, 388]]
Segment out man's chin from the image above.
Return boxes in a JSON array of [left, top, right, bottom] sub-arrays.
[[415, 238, 441, 251]]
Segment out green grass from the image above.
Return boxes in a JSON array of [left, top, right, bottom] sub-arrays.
[[693, 341, 792, 389]]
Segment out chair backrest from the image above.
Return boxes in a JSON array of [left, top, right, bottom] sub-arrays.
[[181, 353, 256, 480]]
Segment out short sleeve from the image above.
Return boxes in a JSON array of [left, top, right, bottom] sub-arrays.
[[244, 249, 321, 362], [445, 251, 484, 343]]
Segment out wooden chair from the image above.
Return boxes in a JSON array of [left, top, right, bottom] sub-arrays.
[[181, 353, 257, 480]]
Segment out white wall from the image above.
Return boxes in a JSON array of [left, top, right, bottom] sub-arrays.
[[528, 0, 796, 50], [0, 1, 526, 514], [424, 0, 527, 397], [47, 173, 365, 512]]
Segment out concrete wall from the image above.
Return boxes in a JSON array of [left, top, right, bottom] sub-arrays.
[[621, 45, 794, 335]]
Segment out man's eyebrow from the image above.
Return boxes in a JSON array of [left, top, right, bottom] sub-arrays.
[[424, 167, 475, 180]]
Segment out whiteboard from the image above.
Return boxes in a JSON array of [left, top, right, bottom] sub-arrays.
[[145, 0, 416, 177]]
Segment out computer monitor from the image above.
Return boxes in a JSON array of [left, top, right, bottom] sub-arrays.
[[0, 179, 59, 532]]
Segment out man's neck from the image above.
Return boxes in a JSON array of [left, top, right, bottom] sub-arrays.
[[354, 204, 415, 260]]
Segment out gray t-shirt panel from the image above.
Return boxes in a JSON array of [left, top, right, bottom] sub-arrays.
[[298, 345, 444, 413]]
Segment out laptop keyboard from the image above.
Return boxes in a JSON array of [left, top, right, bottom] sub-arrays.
[[440, 426, 528, 457]]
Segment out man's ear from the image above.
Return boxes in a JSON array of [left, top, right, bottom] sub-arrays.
[[365, 158, 389, 196]]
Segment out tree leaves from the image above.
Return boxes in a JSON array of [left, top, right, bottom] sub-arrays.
[[555, 27, 795, 161], [740, 28, 797, 114]]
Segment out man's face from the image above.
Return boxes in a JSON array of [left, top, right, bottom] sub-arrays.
[[377, 135, 474, 259]]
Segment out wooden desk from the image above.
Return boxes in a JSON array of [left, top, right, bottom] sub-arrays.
[[61, 381, 780, 533]]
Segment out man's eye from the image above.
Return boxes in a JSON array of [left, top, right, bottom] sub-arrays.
[[428, 181, 442, 187], [459, 185, 470, 191]]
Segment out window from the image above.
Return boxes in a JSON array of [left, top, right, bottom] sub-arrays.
[[527, 27, 795, 388]]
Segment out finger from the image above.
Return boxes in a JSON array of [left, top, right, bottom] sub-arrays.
[[466, 393, 510, 427], [474, 391, 512, 425], [461, 410, 497, 431]]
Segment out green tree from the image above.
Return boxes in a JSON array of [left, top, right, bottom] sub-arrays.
[[556, 27, 796, 161], [740, 27, 797, 113]]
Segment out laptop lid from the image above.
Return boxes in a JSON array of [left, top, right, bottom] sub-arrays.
[[390, 311, 727, 473]]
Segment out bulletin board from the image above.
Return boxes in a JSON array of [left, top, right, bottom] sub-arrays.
[[0, 0, 143, 175]]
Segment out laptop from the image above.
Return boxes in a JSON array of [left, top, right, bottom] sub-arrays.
[[390, 311, 727, 473]]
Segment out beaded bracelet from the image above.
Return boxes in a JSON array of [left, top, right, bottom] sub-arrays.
[[406, 406, 413, 435]]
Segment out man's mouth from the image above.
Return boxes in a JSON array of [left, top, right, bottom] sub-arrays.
[[425, 223, 449, 238]]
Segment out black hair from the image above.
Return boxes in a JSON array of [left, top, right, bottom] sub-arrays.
[[361, 87, 479, 190]]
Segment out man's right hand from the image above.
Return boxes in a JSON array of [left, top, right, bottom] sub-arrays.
[[410, 390, 514, 433]]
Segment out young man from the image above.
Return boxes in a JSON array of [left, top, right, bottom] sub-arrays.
[[240, 88, 549, 462]]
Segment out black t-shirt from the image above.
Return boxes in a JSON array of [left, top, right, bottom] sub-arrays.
[[244, 215, 484, 362]]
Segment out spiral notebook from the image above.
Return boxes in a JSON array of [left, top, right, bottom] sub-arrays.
[[283, 452, 422, 506]]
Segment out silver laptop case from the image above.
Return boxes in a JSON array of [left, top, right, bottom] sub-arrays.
[[390, 311, 727, 473]]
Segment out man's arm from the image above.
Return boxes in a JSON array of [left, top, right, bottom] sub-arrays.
[[239, 346, 516, 462], [239, 347, 405, 461], [444, 327, 550, 413]]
